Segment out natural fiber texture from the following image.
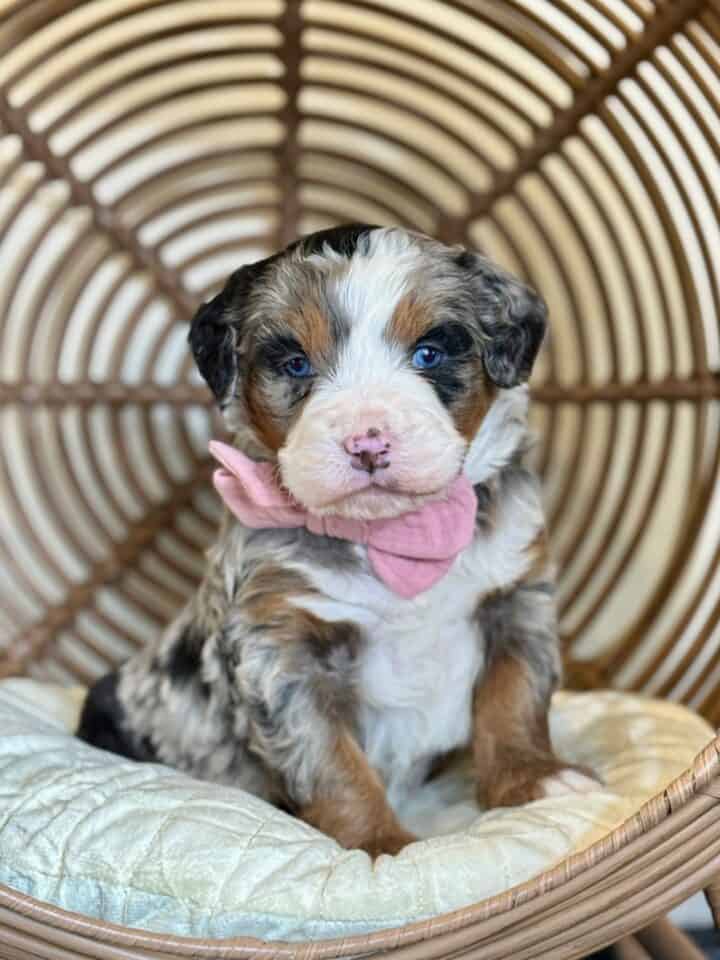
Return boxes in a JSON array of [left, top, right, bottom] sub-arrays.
[[0, 0, 719, 957]]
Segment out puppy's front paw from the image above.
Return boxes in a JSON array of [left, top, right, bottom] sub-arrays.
[[365, 826, 417, 859], [479, 758, 602, 808], [538, 764, 603, 798]]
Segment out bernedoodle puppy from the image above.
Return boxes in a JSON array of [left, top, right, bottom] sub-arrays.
[[77, 224, 598, 857]]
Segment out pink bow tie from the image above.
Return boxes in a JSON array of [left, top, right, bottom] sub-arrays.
[[209, 441, 478, 599]]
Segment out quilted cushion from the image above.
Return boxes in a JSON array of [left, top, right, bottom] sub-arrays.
[[0, 678, 712, 941]]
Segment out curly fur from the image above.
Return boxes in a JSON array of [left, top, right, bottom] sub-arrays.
[[77, 225, 597, 857]]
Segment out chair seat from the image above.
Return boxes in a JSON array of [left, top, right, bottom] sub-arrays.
[[0, 678, 712, 943]]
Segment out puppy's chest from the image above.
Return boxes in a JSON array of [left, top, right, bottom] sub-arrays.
[[356, 594, 483, 796], [286, 506, 539, 797]]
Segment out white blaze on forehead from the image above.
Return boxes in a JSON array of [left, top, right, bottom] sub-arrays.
[[278, 227, 467, 519], [310, 227, 424, 388]]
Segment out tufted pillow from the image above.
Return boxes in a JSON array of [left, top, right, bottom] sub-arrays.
[[0, 679, 712, 941]]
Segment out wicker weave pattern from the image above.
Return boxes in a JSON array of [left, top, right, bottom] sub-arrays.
[[0, 1, 719, 956], [0, 0, 719, 718]]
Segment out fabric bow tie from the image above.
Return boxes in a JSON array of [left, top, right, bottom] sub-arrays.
[[209, 441, 478, 599]]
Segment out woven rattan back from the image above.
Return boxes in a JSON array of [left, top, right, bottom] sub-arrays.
[[0, 0, 719, 720]]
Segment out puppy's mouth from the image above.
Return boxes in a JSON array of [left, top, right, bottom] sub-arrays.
[[300, 476, 453, 518]]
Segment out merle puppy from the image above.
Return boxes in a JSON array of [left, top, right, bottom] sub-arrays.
[[78, 224, 597, 857]]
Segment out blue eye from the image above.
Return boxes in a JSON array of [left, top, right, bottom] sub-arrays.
[[283, 355, 314, 378], [412, 345, 446, 370]]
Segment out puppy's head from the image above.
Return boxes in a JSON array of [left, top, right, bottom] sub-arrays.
[[190, 225, 546, 520]]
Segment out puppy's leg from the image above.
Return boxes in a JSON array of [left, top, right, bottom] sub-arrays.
[[238, 612, 416, 857], [77, 671, 157, 762], [300, 731, 417, 857], [474, 580, 599, 808]]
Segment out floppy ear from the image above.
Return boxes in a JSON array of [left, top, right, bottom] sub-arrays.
[[188, 259, 270, 405], [459, 252, 548, 389], [188, 289, 237, 402]]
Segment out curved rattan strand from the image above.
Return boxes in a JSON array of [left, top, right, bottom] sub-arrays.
[[1, 0, 719, 955]]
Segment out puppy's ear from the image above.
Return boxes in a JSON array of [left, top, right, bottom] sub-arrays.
[[188, 259, 269, 405], [457, 251, 547, 389], [188, 289, 237, 402]]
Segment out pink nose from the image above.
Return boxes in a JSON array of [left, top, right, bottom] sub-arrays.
[[343, 428, 392, 473]]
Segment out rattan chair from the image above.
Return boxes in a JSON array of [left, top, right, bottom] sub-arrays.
[[0, 1, 719, 957]]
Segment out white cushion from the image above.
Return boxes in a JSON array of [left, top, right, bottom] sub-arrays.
[[0, 679, 712, 940]]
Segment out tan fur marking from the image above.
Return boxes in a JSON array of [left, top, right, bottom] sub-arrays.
[[288, 303, 332, 359], [241, 567, 360, 655], [241, 565, 314, 612], [245, 374, 286, 452], [452, 376, 495, 442], [473, 655, 589, 807], [252, 601, 357, 653], [240, 566, 339, 642], [387, 293, 433, 345], [299, 731, 416, 857]]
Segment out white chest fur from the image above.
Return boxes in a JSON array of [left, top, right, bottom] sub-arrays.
[[292, 496, 540, 805], [356, 570, 484, 805]]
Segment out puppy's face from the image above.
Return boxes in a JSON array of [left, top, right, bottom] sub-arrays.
[[190, 225, 546, 520]]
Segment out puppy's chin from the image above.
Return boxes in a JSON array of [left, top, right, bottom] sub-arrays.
[[308, 485, 447, 521]]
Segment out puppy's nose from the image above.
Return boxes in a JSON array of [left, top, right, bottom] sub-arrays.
[[343, 428, 392, 473]]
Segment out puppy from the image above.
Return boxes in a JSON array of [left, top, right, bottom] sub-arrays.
[[77, 224, 596, 857]]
